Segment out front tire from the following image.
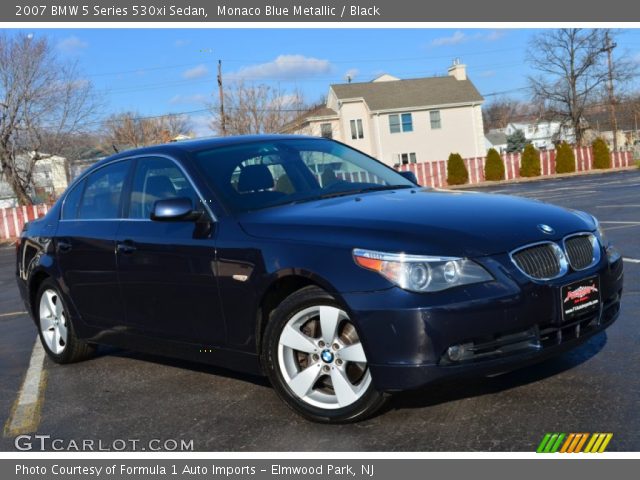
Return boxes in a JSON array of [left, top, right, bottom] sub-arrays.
[[36, 279, 96, 364], [262, 286, 387, 423]]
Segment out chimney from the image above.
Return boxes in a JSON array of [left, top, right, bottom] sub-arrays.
[[448, 58, 467, 81]]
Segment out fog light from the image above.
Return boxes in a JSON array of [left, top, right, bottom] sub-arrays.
[[447, 344, 466, 362]]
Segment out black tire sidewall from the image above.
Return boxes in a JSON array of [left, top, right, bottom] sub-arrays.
[[262, 286, 385, 423]]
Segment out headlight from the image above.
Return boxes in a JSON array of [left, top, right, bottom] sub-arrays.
[[353, 249, 493, 292], [593, 216, 621, 264]]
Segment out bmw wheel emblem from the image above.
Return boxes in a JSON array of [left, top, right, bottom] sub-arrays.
[[320, 349, 334, 363], [537, 224, 555, 235]]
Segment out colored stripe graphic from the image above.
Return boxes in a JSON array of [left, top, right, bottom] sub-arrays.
[[537, 433, 613, 453]]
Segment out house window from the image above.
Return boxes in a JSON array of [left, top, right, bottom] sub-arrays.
[[350, 119, 364, 139], [430, 110, 441, 129], [389, 113, 413, 133], [320, 123, 333, 139], [399, 153, 417, 165]]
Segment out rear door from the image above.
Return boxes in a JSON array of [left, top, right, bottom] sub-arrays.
[[56, 159, 131, 330], [116, 156, 225, 345]]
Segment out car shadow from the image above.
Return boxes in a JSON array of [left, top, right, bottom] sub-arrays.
[[92, 346, 271, 388], [385, 332, 608, 413]]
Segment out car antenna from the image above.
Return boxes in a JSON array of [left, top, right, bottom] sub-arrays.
[[112, 144, 119, 153]]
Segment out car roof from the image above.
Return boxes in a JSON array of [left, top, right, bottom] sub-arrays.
[[88, 134, 324, 172]]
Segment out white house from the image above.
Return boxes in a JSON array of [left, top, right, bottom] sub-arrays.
[[282, 61, 486, 167], [485, 131, 508, 153], [0, 153, 68, 208], [498, 120, 575, 150]]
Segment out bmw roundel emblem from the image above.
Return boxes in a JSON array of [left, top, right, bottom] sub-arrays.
[[537, 224, 555, 235]]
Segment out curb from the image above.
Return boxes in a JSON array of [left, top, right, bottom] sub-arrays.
[[445, 166, 638, 190]]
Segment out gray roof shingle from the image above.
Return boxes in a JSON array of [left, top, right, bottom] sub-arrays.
[[331, 76, 483, 111]]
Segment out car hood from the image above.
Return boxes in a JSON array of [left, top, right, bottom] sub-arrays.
[[237, 189, 596, 257]]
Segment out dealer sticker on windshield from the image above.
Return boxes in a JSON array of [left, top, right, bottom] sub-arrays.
[[561, 276, 600, 321]]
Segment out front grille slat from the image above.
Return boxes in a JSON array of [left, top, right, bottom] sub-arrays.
[[565, 234, 598, 270], [512, 243, 562, 280]]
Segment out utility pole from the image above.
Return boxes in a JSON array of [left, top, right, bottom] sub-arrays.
[[604, 31, 618, 151], [217, 59, 226, 136]]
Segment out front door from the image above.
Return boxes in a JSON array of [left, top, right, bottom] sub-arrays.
[[116, 156, 225, 345]]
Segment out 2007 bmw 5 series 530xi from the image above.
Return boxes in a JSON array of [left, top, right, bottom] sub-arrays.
[[16, 135, 623, 423]]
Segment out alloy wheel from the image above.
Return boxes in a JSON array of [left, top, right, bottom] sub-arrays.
[[277, 305, 371, 410], [39, 289, 68, 355]]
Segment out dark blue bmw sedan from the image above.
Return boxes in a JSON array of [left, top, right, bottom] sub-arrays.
[[16, 135, 623, 422]]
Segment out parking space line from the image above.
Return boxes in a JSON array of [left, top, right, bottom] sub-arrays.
[[596, 205, 640, 208], [623, 258, 640, 264], [600, 221, 640, 225], [3, 337, 47, 437], [601, 224, 640, 231], [0, 311, 27, 319]]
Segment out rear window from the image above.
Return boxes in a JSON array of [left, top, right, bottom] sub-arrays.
[[77, 161, 130, 220]]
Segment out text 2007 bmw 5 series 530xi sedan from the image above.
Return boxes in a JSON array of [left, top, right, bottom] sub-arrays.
[[16, 135, 623, 423]]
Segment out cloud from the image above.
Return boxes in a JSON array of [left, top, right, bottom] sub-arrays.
[[430, 30, 506, 47], [190, 114, 213, 137], [230, 55, 332, 80], [174, 39, 191, 47], [431, 31, 467, 47], [478, 70, 496, 78], [484, 30, 506, 42], [169, 93, 210, 105], [57, 36, 88, 53], [182, 64, 210, 79]]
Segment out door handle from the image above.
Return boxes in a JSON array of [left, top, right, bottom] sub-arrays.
[[57, 240, 72, 253], [116, 241, 137, 254]]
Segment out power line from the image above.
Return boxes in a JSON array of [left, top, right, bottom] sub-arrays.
[[84, 46, 525, 79]]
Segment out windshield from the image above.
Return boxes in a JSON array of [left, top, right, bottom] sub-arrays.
[[191, 138, 415, 213]]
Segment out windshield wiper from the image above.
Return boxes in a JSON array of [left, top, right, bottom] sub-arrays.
[[290, 185, 413, 204]]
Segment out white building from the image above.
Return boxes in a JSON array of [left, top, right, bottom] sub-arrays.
[[0, 153, 68, 208], [283, 61, 486, 167], [497, 120, 575, 150]]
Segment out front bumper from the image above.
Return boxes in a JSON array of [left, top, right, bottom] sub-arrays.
[[343, 254, 624, 391]]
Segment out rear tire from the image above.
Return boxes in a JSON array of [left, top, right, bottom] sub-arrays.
[[36, 279, 96, 364], [262, 285, 387, 423]]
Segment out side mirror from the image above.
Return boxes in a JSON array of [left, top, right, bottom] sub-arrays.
[[398, 170, 419, 185], [150, 197, 201, 222]]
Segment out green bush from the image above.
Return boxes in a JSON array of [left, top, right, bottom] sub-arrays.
[[592, 137, 611, 169], [520, 144, 541, 177], [484, 148, 505, 181], [555, 142, 576, 174], [447, 153, 469, 185]]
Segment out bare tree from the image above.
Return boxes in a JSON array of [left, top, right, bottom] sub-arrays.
[[482, 97, 533, 132], [104, 112, 191, 149], [209, 80, 306, 135], [528, 29, 635, 146], [0, 33, 98, 205]]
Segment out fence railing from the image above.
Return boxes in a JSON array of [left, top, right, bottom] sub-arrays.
[[398, 147, 634, 188], [0, 204, 51, 241]]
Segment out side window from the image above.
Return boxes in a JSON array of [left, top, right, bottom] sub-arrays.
[[77, 161, 129, 220], [61, 179, 85, 220], [128, 157, 198, 219]]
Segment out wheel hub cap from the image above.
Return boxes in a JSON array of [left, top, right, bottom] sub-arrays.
[[320, 349, 334, 363], [277, 305, 371, 410]]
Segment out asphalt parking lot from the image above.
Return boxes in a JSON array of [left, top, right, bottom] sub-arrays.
[[1, 169, 639, 452]]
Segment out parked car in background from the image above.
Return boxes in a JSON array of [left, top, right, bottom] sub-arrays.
[[16, 135, 623, 422]]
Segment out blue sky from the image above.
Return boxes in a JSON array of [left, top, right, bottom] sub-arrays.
[[9, 28, 640, 135]]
